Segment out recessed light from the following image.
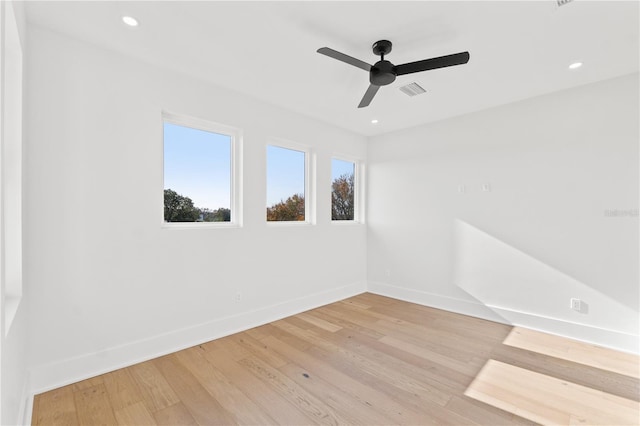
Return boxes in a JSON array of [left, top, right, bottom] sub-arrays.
[[371, 119, 379, 124], [122, 16, 139, 27], [569, 62, 582, 69]]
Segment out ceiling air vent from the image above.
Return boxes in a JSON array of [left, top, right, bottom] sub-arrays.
[[557, 0, 574, 6], [399, 82, 426, 97]]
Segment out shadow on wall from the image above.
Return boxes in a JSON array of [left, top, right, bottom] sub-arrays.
[[451, 219, 638, 337]]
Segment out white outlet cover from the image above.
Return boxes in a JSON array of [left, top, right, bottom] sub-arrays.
[[570, 298, 581, 310]]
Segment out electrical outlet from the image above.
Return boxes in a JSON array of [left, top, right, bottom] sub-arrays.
[[235, 291, 242, 303], [482, 183, 491, 192], [570, 298, 581, 311], [385, 269, 391, 277], [458, 184, 466, 193]]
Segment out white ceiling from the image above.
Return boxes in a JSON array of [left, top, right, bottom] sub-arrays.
[[25, 1, 639, 137]]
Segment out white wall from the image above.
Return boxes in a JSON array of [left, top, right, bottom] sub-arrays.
[[368, 73, 639, 353], [20, 15, 639, 420], [1, 1, 29, 425], [25, 26, 367, 393]]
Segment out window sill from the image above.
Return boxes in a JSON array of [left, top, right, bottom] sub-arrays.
[[162, 222, 241, 230], [266, 221, 313, 227]]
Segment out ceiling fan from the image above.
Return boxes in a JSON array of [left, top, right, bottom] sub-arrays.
[[317, 40, 470, 108]]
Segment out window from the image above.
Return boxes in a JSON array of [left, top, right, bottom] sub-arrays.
[[331, 158, 357, 221], [163, 113, 241, 226], [266, 143, 310, 222]]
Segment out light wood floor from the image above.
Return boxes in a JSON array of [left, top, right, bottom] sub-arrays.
[[32, 293, 639, 425]]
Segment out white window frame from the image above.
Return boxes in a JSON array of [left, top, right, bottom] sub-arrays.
[[331, 154, 364, 224], [266, 138, 314, 225], [162, 111, 242, 228]]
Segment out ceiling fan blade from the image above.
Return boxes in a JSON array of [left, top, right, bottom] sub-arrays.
[[317, 47, 372, 72], [395, 51, 470, 76], [358, 84, 380, 108]]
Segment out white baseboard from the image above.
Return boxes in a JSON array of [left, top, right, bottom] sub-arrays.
[[29, 281, 367, 395], [368, 281, 639, 355], [27, 279, 638, 405]]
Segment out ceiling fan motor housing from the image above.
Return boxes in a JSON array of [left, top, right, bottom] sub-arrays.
[[370, 60, 397, 86]]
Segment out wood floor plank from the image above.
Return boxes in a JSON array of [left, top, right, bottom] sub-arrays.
[[334, 327, 470, 391], [102, 368, 144, 411], [246, 322, 315, 351], [152, 354, 237, 425], [504, 326, 640, 379], [279, 361, 396, 425], [465, 359, 640, 425], [446, 395, 538, 426], [490, 342, 640, 401], [113, 401, 156, 425], [152, 402, 197, 426], [232, 332, 289, 368], [175, 346, 278, 425], [341, 297, 371, 309], [344, 292, 394, 307], [243, 324, 275, 341], [326, 302, 493, 363], [73, 384, 118, 426], [372, 301, 511, 342], [310, 319, 466, 395], [128, 360, 180, 413], [273, 318, 453, 406], [297, 311, 343, 332], [237, 354, 346, 425], [201, 336, 247, 360], [375, 317, 497, 359], [70, 375, 104, 392], [301, 342, 474, 426], [339, 300, 498, 361], [32, 385, 79, 426], [203, 346, 315, 425], [318, 304, 381, 329], [244, 325, 411, 424], [309, 307, 385, 339], [261, 334, 430, 425], [379, 334, 485, 377], [272, 315, 315, 332], [33, 293, 640, 426]]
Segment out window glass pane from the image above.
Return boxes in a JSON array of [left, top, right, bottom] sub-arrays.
[[267, 145, 305, 221], [164, 122, 231, 222], [331, 158, 355, 221]]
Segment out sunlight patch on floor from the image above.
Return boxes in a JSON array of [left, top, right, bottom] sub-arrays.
[[503, 327, 640, 379], [464, 360, 639, 425]]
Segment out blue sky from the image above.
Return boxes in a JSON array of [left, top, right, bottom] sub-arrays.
[[266, 145, 305, 206], [164, 122, 356, 210], [266, 149, 356, 206], [164, 122, 231, 210], [332, 158, 355, 182]]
